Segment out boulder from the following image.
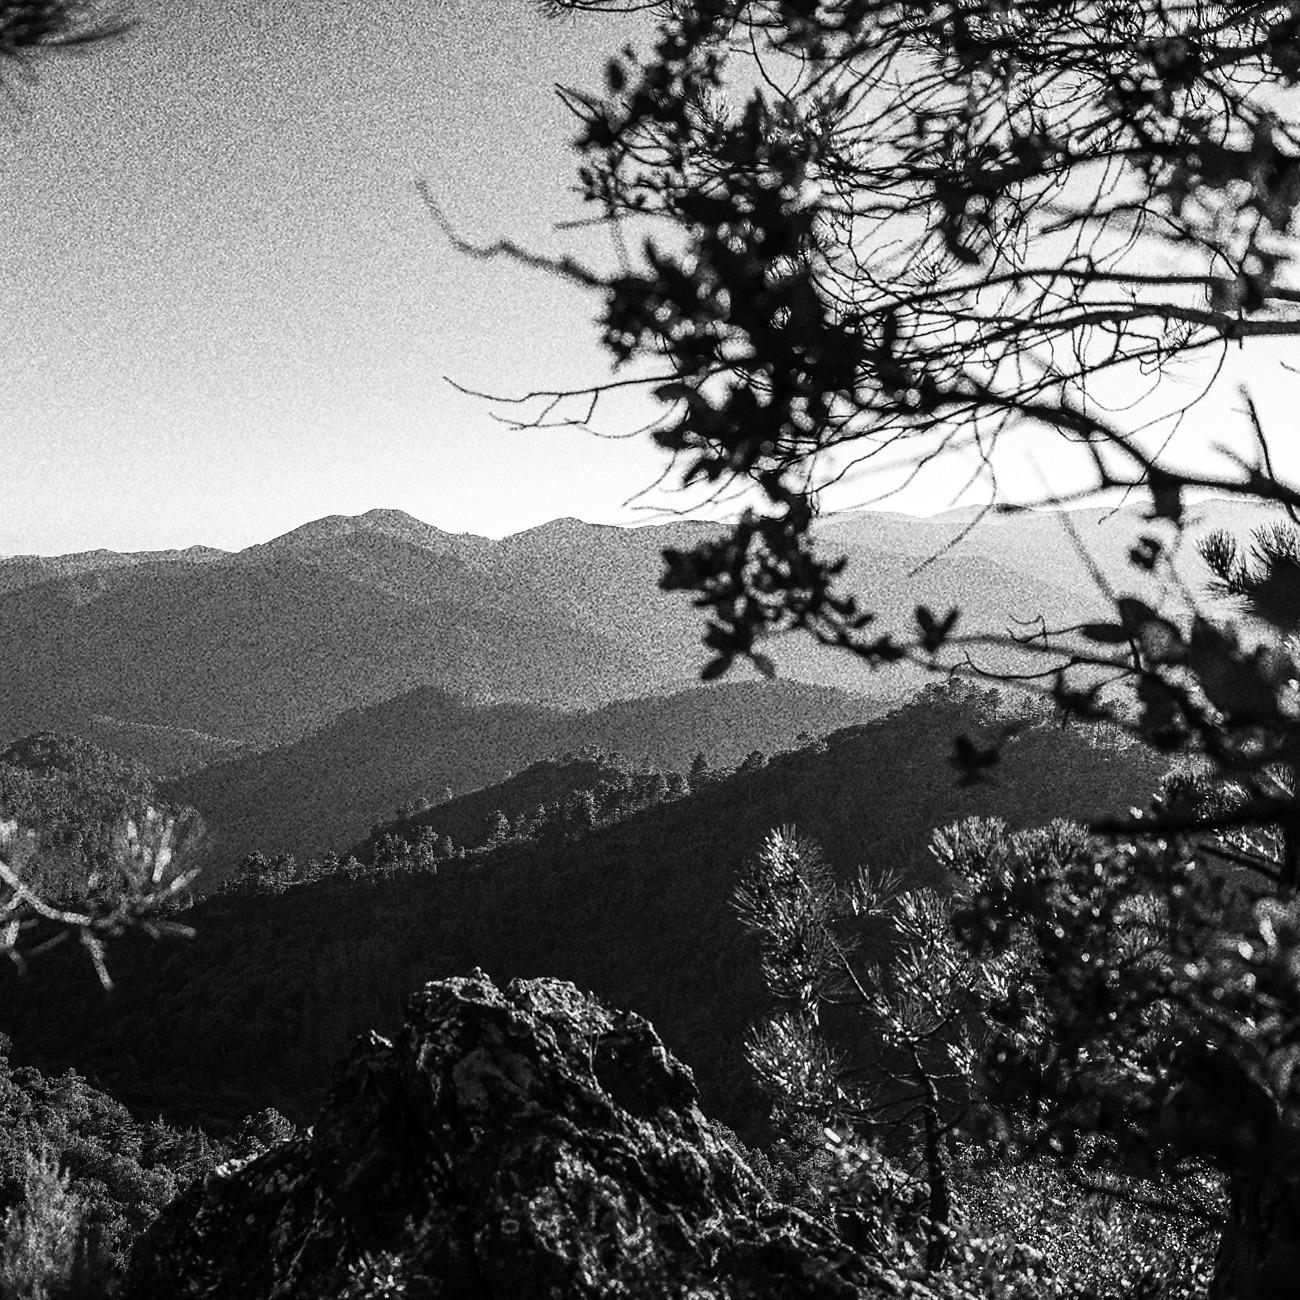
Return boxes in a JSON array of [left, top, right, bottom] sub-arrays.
[[126, 970, 880, 1298]]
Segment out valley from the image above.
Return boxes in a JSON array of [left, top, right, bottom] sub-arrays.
[[0, 499, 1263, 1298]]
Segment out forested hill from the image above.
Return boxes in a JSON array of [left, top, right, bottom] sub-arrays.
[[165, 680, 893, 876], [3, 499, 1248, 775], [0, 688, 1167, 1139], [0, 512, 727, 768], [0, 549, 682, 759], [0, 733, 201, 905]]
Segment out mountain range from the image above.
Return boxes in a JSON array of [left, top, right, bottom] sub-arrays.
[[0, 512, 712, 759], [0, 498, 1252, 1287], [1, 497, 1270, 779]]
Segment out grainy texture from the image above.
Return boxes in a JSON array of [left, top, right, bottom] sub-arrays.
[[125, 971, 877, 1299]]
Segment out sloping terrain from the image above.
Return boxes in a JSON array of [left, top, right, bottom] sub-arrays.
[[817, 496, 1276, 608], [0, 546, 673, 754], [2, 500, 1264, 776], [0, 689, 1167, 1138], [165, 680, 894, 875]]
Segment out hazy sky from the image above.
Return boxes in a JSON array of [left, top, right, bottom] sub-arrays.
[[3, 0, 678, 555], [4, 0, 1296, 556]]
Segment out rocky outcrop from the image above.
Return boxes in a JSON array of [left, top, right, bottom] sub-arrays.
[[126, 971, 879, 1299]]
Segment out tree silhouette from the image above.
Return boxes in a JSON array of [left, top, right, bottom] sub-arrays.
[[488, 0, 1300, 679], [1202, 523, 1300, 638], [734, 826, 997, 1269], [470, 10, 1300, 1291], [2, 0, 123, 62]]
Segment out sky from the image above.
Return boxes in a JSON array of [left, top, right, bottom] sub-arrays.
[[3, 0, 1298, 556], [3, 0, 679, 555]]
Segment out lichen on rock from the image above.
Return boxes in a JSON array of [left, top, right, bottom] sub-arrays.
[[125, 970, 878, 1299]]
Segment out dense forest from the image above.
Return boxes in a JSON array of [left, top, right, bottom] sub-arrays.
[[14, 0, 1300, 1295], [1, 683, 1162, 1132], [0, 681, 1189, 1294]]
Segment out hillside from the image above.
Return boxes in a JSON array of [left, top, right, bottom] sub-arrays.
[[0, 733, 203, 905], [0, 688, 1168, 1138], [355, 750, 687, 864], [165, 680, 895, 876], [0, 547, 677, 756], [818, 496, 1280, 606], [1, 500, 1249, 774]]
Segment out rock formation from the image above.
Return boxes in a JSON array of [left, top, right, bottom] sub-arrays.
[[125, 970, 880, 1298]]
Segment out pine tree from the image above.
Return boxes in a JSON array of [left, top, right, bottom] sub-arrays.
[[486, 810, 510, 846], [0, 1144, 93, 1300], [562, 789, 598, 842], [734, 826, 994, 1267]]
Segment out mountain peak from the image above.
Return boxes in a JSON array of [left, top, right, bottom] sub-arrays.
[[257, 509, 471, 553], [356, 508, 429, 531], [503, 517, 624, 548], [516, 516, 599, 536]]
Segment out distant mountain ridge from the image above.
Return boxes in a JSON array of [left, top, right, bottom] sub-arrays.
[[818, 496, 1278, 596], [0, 512, 716, 762], [0, 544, 228, 597], [2, 496, 1277, 584], [1, 500, 1269, 772]]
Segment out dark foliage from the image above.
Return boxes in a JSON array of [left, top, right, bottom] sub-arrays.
[[166, 680, 886, 878], [0, 1037, 238, 1295], [361, 750, 681, 862], [0, 0, 120, 58], [942, 808, 1300, 1297], [0, 687, 1163, 1140]]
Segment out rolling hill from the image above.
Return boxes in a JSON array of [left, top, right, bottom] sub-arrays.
[[0, 687, 1168, 1139], [163, 679, 896, 876], [0, 498, 1265, 776], [0, 534, 702, 760]]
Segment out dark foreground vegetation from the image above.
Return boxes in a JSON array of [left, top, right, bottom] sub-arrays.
[[0, 681, 1217, 1297], [13, 0, 1300, 1291]]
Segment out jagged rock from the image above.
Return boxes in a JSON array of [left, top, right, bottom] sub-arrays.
[[125, 970, 882, 1299]]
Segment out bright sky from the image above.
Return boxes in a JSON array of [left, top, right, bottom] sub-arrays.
[[2, 0, 678, 555], [4, 0, 1298, 556]]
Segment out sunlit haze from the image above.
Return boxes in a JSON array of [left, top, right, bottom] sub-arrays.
[[4, 0, 1295, 557]]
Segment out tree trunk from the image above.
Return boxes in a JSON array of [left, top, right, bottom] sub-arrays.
[[1209, 1169, 1300, 1300], [910, 1047, 952, 1271], [920, 1099, 952, 1270]]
